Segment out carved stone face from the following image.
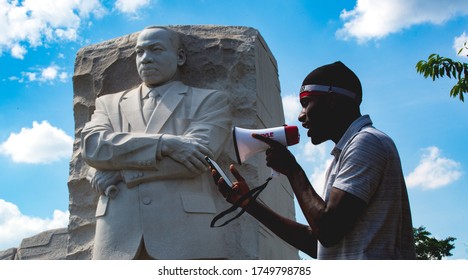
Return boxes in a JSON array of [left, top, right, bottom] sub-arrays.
[[135, 28, 185, 87]]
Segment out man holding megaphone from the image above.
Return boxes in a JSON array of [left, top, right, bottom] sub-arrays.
[[212, 61, 415, 260]]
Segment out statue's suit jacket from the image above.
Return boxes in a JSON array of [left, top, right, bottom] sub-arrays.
[[81, 81, 232, 259]]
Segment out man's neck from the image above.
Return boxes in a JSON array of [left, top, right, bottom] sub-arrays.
[[331, 113, 361, 144]]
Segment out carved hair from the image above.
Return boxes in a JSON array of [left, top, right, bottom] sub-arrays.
[[142, 26, 183, 50]]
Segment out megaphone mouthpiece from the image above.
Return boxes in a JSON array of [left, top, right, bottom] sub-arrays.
[[284, 125, 300, 146]]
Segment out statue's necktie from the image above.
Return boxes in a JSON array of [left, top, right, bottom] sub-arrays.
[[143, 89, 160, 123]]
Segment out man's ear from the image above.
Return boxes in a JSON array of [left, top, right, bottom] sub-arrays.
[[177, 49, 186, 66]]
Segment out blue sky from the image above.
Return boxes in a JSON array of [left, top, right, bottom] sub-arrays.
[[0, 0, 467, 259]]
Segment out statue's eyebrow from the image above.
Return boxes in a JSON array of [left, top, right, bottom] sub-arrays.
[[136, 41, 166, 50]]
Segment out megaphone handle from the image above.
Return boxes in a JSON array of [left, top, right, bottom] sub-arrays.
[[270, 169, 280, 178]]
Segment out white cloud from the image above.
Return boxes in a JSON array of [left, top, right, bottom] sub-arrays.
[[10, 43, 26, 59], [454, 32, 468, 57], [0, 120, 73, 164], [336, 0, 468, 43], [282, 94, 301, 124], [115, 0, 151, 14], [0, 199, 69, 250], [0, 0, 155, 58], [54, 28, 78, 41], [0, 0, 106, 59], [302, 141, 328, 163], [14, 64, 69, 84], [24, 71, 37, 82], [406, 146, 462, 190], [41, 66, 58, 80], [59, 72, 69, 82]]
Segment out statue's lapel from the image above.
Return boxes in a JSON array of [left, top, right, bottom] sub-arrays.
[[120, 85, 147, 132], [145, 83, 187, 133]]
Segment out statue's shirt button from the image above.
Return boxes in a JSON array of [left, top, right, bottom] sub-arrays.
[[142, 197, 152, 205]]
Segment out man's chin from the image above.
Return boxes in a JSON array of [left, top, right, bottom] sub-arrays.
[[310, 137, 325, 146]]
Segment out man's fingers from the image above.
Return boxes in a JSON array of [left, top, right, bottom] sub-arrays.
[[213, 171, 231, 197], [229, 164, 245, 182], [211, 168, 228, 188], [211, 168, 221, 182]]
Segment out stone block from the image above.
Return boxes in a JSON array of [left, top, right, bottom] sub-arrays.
[[69, 25, 298, 259], [14, 228, 68, 260], [0, 248, 17, 260]]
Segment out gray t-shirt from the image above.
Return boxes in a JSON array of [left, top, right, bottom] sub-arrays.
[[318, 115, 415, 259]]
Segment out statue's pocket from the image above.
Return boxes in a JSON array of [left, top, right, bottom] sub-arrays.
[[180, 192, 216, 214], [95, 195, 109, 217]]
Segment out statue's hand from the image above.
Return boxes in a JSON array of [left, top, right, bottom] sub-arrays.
[[161, 135, 214, 173], [90, 170, 122, 197]]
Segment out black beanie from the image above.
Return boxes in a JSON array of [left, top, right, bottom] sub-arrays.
[[301, 61, 362, 104]]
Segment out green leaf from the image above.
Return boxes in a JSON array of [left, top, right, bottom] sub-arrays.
[[415, 53, 466, 103], [439, 66, 445, 77], [415, 60, 426, 74], [432, 65, 439, 80], [445, 65, 451, 78], [455, 62, 462, 79]]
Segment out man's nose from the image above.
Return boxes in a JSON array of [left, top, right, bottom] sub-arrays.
[[298, 109, 306, 123]]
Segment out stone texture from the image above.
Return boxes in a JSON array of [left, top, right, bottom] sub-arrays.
[[69, 25, 298, 259], [13, 228, 68, 260], [0, 248, 17, 260]]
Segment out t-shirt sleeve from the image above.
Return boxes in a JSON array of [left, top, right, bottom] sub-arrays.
[[333, 131, 388, 203]]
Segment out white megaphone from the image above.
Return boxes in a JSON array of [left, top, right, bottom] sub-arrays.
[[233, 125, 300, 176]]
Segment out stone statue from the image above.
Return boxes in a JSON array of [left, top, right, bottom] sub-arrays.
[[81, 26, 232, 259]]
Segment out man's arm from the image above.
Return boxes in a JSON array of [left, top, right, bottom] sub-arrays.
[[214, 165, 318, 258], [251, 134, 367, 247], [246, 200, 318, 258], [284, 164, 366, 247]]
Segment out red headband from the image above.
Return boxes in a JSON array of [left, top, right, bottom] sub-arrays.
[[299, 84, 359, 101], [299, 91, 325, 99]]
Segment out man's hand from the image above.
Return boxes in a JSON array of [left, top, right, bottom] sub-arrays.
[[212, 164, 252, 208], [90, 170, 122, 197], [252, 133, 299, 175], [161, 135, 214, 173]]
